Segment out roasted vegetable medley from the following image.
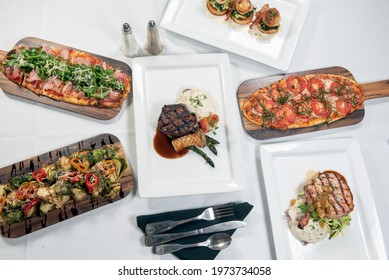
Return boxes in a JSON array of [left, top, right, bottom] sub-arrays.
[[0, 145, 127, 224]]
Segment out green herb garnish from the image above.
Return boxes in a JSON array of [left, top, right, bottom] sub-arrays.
[[4, 47, 125, 99]]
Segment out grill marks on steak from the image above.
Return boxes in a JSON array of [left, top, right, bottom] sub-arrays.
[[303, 171, 354, 219], [157, 104, 197, 138]]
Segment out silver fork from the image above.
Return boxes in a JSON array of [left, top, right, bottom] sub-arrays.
[[145, 203, 234, 235]]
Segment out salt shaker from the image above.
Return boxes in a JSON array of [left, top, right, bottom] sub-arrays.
[[144, 20, 164, 55], [121, 23, 141, 58]]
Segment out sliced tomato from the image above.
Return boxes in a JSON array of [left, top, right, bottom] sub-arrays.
[[251, 96, 278, 127], [286, 75, 307, 95], [307, 78, 325, 96], [256, 97, 276, 113], [312, 101, 332, 117], [274, 104, 297, 129], [270, 87, 291, 105], [330, 81, 348, 97], [336, 100, 353, 115], [295, 102, 312, 119], [283, 104, 297, 124]]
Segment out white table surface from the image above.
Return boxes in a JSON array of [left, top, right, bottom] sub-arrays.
[[0, 0, 388, 260]]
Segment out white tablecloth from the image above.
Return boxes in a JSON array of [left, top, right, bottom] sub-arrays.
[[0, 0, 388, 260]]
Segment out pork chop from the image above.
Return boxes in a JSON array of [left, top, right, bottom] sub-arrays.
[[303, 170, 354, 219]]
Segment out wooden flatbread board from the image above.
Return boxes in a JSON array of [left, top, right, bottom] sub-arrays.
[[0, 133, 134, 238], [0, 37, 132, 120]]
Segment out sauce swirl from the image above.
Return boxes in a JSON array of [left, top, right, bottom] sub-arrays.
[[153, 129, 188, 159]]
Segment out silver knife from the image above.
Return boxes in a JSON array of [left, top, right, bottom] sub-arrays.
[[144, 221, 246, 247]]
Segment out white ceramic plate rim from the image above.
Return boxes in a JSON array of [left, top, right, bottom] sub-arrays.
[[260, 138, 387, 259], [161, 0, 311, 71], [132, 53, 246, 198]]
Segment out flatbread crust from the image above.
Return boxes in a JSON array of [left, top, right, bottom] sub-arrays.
[[242, 74, 364, 130], [1, 45, 131, 108]]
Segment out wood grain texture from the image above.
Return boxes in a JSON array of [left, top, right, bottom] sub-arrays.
[[362, 80, 389, 100], [237, 66, 367, 140], [0, 133, 134, 238], [0, 37, 132, 120]]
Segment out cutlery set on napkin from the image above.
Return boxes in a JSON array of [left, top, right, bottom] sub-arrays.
[[137, 202, 253, 260]]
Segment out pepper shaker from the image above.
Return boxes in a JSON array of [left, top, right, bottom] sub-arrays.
[[144, 20, 164, 55], [121, 23, 141, 58]]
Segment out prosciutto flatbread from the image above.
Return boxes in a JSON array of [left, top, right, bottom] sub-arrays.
[[1, 44, 131, 108]]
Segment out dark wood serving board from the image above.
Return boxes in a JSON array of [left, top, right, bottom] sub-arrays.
[[237, 66, 389, 140], [0, 37, 132, 120], [0, 133, 134, 238]]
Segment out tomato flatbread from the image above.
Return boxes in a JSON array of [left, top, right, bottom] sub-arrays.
[[242, 74, 364, 130]]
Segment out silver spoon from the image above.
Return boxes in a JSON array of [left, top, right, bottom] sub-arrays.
[[153, 233, 232, 255]]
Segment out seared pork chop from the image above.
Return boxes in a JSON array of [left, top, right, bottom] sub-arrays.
[[303, 171, 354, 219]]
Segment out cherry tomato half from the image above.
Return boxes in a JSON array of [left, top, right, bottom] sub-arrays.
[[208, 114, 219, 126], [199, 116, 211, 133], [200, 114, 219, 133]]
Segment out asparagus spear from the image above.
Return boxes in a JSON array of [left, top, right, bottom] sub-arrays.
[[207, 144, 218, 156], [206, 135, 219, 155], [206, 135, 220, 145], [187, 146, 215, 168]]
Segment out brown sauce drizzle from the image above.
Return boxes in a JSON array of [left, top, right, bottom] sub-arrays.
[[153, 129, 188, 159]]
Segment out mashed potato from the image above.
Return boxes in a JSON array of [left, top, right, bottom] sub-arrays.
[[286, 197, 329, 244], [177, 88, 217, 120]]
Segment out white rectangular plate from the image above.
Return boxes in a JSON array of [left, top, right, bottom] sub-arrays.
[[133, 54, 246, 198], [260, 138, 387, 259], [161, 0, 311, 71]]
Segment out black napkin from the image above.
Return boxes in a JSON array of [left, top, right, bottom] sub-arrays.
[[137, 202, 253, 260]]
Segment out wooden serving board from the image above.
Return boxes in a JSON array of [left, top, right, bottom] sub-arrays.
[[237, 66, 389, 140], [0, 37, 132, 120], [0, 133, 134, 238]]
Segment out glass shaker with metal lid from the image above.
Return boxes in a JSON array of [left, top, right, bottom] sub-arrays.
[[121, 22, 141, 58], [144, 20, 164, 55]]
